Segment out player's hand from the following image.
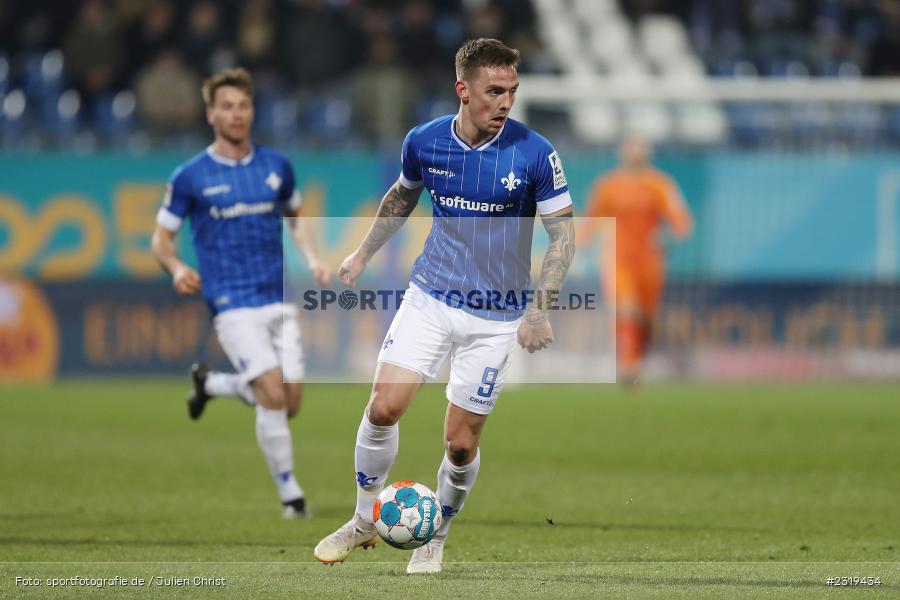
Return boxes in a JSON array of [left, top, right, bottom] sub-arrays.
[[338, 249, 368, 288], [309, 259, 333, 287], [172, 264, 201, 295], [517, 310, 554, 353]]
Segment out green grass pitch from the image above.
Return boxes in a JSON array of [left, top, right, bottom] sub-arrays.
[[1, 380, 898, 598]]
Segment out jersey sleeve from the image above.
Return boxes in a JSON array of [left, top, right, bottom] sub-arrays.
[[398, 127, 424, 190], [279, 157, 302, 213], [658, 174, 692, 239], [590, 177, 615, 217], [533, 144, 573, 215], [156, 166, 194, 231]]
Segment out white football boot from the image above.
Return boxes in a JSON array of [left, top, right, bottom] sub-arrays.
[[406, 535, 445, 574], [314, 516, 378, 564]]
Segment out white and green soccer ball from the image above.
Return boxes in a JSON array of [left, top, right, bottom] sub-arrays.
[[373, 481, 442, 550]]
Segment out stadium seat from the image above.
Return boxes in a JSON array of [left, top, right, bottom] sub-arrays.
[[91, 91, 136, 145], [540, 18, 583, 68], [588, 17, 635, 70], [570, 102, 619, 145], [568, 57, 599, 77], [609, 60, 653, 90], [731, 60, 760, 79], [623, 103, 672, 144], [834, 104, 883, 146], [821, 61, 862, 79], [252, 90, 279, 138], [302, 96, 353, 147], [415, 97, 456, 124], [572, 0, 617, 23], [726, 102, 779, 148], [659, 57, 710, 100], [638, 15, 690, 70], [2, 89, 28, 144], [52, 88, 81, 145], [785, 102, 831, 147], [887, 107, 900, 143], [764, 59, 810, 79], [674, 103, 727, 146], [24, 50, 65, 103], [269, 97, 301, 146]]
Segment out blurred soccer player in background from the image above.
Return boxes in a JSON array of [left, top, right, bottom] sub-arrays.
[[151, 68, 331, 518], [580, 136, 692, 387], [314, 38, 575, 573]]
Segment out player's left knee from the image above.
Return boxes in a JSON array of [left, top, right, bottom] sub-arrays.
[[255, 380, 287, 410], [445, 438, 477, 466]]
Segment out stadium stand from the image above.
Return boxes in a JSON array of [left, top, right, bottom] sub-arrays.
[[0, 0, 898, 151]]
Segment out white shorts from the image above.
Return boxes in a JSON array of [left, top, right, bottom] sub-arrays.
[[213, 302, 305, 384], [377, 284, 521, 415]]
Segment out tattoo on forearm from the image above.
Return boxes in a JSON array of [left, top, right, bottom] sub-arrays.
[[360, 185, 419, 257], [528, 212, 576, 323]]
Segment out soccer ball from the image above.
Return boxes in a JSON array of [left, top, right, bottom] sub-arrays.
[[373, 480, 442, 550]]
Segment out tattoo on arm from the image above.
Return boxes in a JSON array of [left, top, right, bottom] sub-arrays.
[[528, 210, 576, 324], [360, 183, 420, 258]]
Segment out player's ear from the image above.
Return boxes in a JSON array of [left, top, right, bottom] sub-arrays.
[[455, 80, 469, 104]]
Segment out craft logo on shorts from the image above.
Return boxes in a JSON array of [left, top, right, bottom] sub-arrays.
[[0, 278, 59, 381]]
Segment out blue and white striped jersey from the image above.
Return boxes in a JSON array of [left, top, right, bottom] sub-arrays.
[[156, 145, 300, 316], [400, 115, 572, 321]]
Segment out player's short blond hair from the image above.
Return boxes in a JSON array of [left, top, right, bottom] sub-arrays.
[[201, 67, 254, 107], [454, 38, 520, 80]]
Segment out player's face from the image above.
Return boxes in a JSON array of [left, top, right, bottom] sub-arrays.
[[458, 65, 518, 137], [207, 86, 254, 145], [619, 137, 651, 168]]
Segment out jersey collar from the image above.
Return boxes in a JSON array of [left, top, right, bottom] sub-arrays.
[[206, 144, 256, 167], [450, 116, 504, 152]]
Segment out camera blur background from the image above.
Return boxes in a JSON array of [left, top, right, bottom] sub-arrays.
[[2, 0, 898, 382]]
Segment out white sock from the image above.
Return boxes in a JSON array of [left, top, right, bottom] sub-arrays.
[[354, 414, 399, 524], [205, 372, 239, 396], [255, 405, 302, 502], [435, 449, 480, 538], [204, 372, 256, 406], [237, 381, 257, 406]]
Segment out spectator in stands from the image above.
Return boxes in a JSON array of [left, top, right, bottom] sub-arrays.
[[180, 0, 229, 76], [135, 47, 202, 133], [621, 0, 679, 21], [63, 0, 123, 103], [869, 0, 900, 76], [744, 0, 815, 70], [112, 0, 156, 26], [511, 30, 559, 75], [10, 3, 79, 57], [487, 0, 538, 41], [465, 3, 502, 40], [399, 0, 444, 75], [123, 0, 175, 86], [238, 0, 276, 70], [352, 34, 415, 147], [687, 0, 741, 57], [279, 0, 362, 88]]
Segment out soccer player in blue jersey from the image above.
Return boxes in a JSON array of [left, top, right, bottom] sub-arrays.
[[314, 39, 576, 572], [151, 68, 331, 518]]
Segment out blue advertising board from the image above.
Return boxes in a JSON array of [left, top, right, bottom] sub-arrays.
[[2, 152, 899, 280]]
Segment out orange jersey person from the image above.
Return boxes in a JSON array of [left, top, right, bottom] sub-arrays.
[[579, 137, 692, 385]]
